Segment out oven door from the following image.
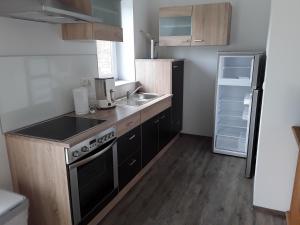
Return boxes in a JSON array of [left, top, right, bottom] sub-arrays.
[[68, 139, 118, 225]]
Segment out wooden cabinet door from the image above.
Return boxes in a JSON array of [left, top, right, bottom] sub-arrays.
[[192, 3, 232, 46], [159, 6, 193, 46]]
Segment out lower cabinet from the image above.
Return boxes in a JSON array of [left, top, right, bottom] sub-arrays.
[[117, 107, 172, 188], [142, 108, 172, 168], [118, 151, 142, 190], [141, 115, 160, 167], [117, 126, 142, 190], [159, 108, 172, 151]]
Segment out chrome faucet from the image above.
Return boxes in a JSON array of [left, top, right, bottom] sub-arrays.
[[127, 86, 143, 99]]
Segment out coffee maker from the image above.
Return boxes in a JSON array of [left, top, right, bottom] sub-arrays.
[[95, 78, 116, 109]]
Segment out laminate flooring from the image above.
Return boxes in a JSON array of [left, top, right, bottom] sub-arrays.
[[98, 135, 286, 225]]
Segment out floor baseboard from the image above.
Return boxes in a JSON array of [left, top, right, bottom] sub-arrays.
[[254, 205, 286, 218]]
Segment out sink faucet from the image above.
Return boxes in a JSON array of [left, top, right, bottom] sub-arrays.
[[127, 86, 143, 99]]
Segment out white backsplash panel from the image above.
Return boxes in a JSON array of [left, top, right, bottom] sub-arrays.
[[0, 55, 98, 132]]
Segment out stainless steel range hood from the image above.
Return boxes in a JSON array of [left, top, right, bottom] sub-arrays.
[[0, 0, 103, 24]]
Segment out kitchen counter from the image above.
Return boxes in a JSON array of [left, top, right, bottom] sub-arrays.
[[6, 94, 172, 148], [292, 126, 300, 149]]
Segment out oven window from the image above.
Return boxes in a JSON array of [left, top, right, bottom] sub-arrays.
[[77, 147, 114, 218]]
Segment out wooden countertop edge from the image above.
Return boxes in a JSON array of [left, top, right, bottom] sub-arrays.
[[135, 58, 185, 62], [6, 94, 173, 148], [5, 133, 70, 148], [292, 126, 300, 149]]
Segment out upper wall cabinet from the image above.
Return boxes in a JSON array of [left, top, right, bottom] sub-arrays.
[[62, 0, 123, 42], [159, 6, 193, 46], [192, 3, 232, 46], [159, 2, 232, 47]]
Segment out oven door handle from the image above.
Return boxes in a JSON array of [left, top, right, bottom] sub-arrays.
[[69, 139, 117, 169]]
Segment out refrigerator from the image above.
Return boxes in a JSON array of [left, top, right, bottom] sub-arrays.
[[214, 52, 266, 178]]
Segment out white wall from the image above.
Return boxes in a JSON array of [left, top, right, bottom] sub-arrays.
[[117, 0, 135, 81], [133, 0, 160, 59], [158, 0, 271, 136], [0, 17, 98, 190], [254, 0, 300, 212]]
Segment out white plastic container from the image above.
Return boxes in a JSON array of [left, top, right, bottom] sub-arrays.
[[0, 190, 28, 225], [73, 87, 89, 115]]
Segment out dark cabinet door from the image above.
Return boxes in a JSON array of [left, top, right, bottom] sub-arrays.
[[171, 61, 184, 137], [117, 126, 141, 166], [142, 115, 159, 167], [117, 126, 142, 191], [118, 151, 141, 190], [159, 108, 172, 151]]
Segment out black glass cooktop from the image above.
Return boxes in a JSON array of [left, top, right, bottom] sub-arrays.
[[15, 116, 105, 141]]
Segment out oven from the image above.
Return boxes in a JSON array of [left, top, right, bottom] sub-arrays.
[[66, 127, 118, 225]]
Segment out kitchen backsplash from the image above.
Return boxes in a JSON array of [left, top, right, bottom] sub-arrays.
[[0, 55, 98, 132]]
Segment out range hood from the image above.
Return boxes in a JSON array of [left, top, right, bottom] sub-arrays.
[[0, 0, 103, 24]]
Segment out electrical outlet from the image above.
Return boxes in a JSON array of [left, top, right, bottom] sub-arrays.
[[80, 78, 92, 87]]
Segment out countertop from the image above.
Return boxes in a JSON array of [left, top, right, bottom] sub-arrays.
[[293, 126, 300, 149], [6, 94, 172, 148]]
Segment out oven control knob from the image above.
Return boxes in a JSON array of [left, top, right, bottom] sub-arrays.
[[98, 138, 103, 144], [81, 146, 89, 152], [72, 151, 80, 158]]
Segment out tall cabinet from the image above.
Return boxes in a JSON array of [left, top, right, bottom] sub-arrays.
[[135, 59, 184, 137]]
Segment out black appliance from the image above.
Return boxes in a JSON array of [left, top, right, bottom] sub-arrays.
[[14, 116, 105, 141]]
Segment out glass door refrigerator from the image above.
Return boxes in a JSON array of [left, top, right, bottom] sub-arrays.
[[214, 52, 266, 178]]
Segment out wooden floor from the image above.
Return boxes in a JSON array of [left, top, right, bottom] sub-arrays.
[[98, 135, 286, 225]]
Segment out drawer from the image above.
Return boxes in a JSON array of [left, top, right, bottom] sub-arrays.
[[117, 113, 141, 137], [117, 126, 141, 165], [118, 151, 141, 190], [141, 97, 172, 123]]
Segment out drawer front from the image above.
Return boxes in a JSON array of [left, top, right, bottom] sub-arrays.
[[141, 97, 172, 123], [118, 151, 142, 190], [117, 126, 141, 165], [117, 113, 141, 137]]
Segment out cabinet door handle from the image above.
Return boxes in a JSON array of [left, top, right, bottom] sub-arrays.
[[160, 115, 166, 120], [194, 39, 204, 42], [129, 134, 136, 141], [154, 120, 159, 124], [128, 159, 137, 166], [173, 65, 179, 69]]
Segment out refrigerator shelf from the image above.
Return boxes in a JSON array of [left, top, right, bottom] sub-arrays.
[[244, 94, 252, 105], [217, 115, 248, 128], [219, 98, 244, 103], [218, 124, 247, 129], [217, 126, 247, 139], [222, 66, 252, 69], [215, 135, 247, 153], [218, 78, 251, 87], [242, 106, 250, 120]]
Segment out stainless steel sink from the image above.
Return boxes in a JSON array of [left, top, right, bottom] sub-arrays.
[[116, 93, 160, 107]]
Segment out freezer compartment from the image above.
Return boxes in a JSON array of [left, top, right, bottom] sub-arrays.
[[218, 56, 254, 86], [215, 135, 247, 154]]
